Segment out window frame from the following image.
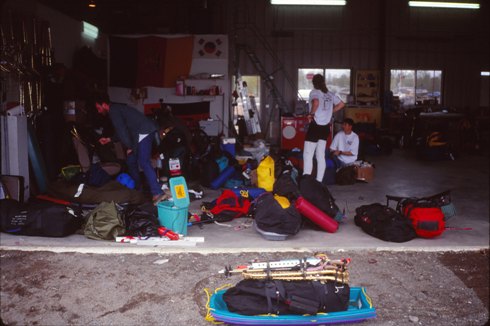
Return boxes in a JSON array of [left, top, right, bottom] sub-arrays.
[[298, 68, 351, 103], [390, 69, 443, 107]]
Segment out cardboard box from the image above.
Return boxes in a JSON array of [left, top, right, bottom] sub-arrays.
[[356, 165, 374, 182]]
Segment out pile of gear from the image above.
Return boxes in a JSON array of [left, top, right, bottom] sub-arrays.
[[197, 153, 346, 240]]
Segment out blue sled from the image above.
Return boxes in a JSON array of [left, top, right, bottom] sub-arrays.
[[210, 287, 376, 325]]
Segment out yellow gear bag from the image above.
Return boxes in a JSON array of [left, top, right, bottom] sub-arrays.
[[257, 155, 275, 192]]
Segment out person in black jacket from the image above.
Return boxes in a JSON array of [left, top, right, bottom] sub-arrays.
[[94, 94, 166, 204]]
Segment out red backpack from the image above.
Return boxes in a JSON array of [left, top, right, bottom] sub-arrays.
[[396, 198, 445, 238], [206, 189, 251, 221]]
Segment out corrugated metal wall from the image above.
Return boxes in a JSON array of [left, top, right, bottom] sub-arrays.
[[226, 0, 489, 123]]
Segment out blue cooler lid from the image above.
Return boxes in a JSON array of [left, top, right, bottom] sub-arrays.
[[169, 176, 190, 208]]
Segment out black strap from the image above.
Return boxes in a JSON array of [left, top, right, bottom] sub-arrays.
[[386, 194, 404, 207], [387, 190, 451, 209], [264, 281, 280, 314], [312, 281, 328, 310], [273, 280, 286, 300], [236, 281, 280, 314]]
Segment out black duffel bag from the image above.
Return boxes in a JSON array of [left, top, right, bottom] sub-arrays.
[[0, 199, 83, 237], [223, 279, 350, 316], [354, 203, 417, 242], [253, 193, 302, 236]]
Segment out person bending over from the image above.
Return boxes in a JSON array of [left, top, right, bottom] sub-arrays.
[[94, 94, 166, 205], [330, 118, 359, 169], [303, 74, 345, 182]]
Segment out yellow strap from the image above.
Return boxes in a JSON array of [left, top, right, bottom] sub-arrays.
[[362, 287, 373, 308], [204, 284, 232, 324]]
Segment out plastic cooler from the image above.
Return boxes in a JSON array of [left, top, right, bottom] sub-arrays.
[[157, 176, 190, 235]]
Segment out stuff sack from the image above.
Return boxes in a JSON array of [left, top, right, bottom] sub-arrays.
[[253, 193, 302, 236], [299, 175, 343, 222], [335, 165, 357, 185], [0, 199, 82, 237], [400, 199, 445, 238], [354, 203, 417, 243], [84, 201, 126, 240], [295, 196, 338, 233], [257, 155, 275, 191], [204, 189, 251, 221], [223, 279, 350, 316]]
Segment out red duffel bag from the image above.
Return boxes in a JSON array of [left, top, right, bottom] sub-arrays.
[[399, 199, 445, 238]]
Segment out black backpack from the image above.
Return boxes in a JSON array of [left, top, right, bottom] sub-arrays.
[[223, 279, 350, 316], [299, 175, 343, 222], [0, 199, 83, 237], [273, 171, 300, 201], [354, 203, 417, 242], [253, 193, 302, 235]]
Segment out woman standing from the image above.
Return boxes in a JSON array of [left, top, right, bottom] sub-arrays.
[[303, 74, 345, 182]]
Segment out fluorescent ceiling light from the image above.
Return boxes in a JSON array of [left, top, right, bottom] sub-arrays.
[[409, 1, 480, 9], [271, 0, 346, 5], [82, 21, 98, 39], [481, 71, 490, 76]]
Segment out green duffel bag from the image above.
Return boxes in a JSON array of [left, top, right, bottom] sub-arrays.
[[84, 201, 126, 240]]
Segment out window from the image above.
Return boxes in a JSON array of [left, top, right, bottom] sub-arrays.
[[231, 75, 261, 134], [298, 69, 323, 100], [298, 68, 351, 102], [390, 69, 442, 106], [82, 21, 99, 39]]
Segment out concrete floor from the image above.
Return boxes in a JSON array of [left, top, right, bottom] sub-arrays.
[[1, 148, 488, 253]]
